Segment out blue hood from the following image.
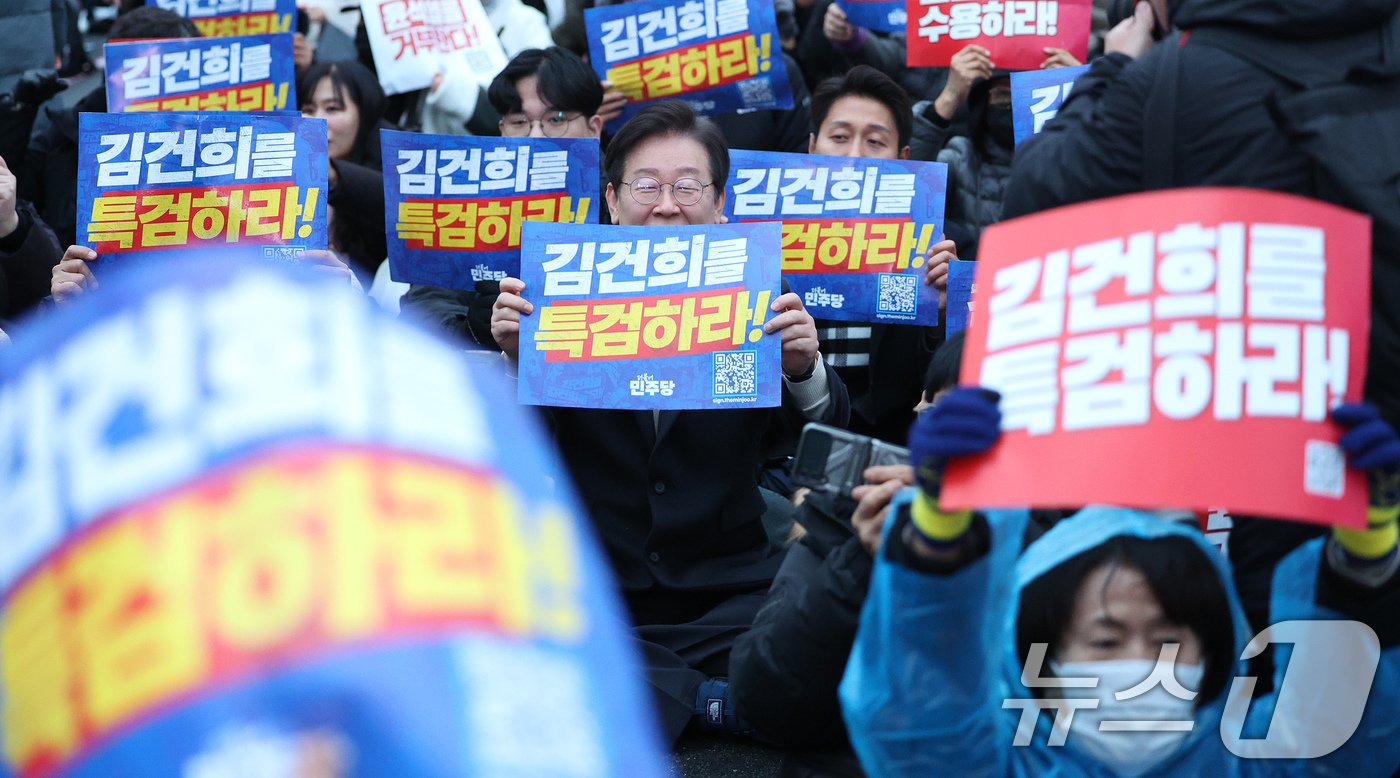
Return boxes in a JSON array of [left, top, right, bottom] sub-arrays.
[[991, 506, 1256, 772]]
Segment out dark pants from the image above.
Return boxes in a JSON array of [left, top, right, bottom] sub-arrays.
[[628, 586, 770, 743]]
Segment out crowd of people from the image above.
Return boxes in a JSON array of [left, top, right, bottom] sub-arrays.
[[2, 0, 1399, 775]]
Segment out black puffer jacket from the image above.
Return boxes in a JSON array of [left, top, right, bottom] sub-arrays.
[[22, 85, 105, 249], [912, 79, 1014, 260], [1003, 0, 1400, 425], [729, 492, 871, 777]]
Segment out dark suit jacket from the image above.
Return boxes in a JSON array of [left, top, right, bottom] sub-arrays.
[[548, 364, 849, 596]]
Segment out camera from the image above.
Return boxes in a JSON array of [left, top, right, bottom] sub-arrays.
[[793, 423, 909, 502]]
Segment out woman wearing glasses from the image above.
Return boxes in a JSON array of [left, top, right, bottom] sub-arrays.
[[489, 101, 850, 745]]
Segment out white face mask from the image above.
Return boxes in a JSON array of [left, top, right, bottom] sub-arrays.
[[1049, 659, 1204, 777]]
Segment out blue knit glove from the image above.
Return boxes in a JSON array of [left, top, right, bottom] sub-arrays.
[[1333, 403, 1400, 473], [1330, 403, 1400, 565], [908, 386, 1003, 499]]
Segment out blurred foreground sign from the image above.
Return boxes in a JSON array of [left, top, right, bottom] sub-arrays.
[[0, 260, 668, 777]]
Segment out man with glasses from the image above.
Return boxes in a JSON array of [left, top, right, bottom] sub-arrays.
[[491, 101, 850, 745], [402, 47, 608, 345]]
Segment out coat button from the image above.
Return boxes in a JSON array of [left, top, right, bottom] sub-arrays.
[[653, 481, 667, 494], [649, 552, 661, 563]]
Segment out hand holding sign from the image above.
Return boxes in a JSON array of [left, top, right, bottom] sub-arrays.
[[908, 0, 1093, 71], [1040, 46, 1081, 68], [764, 291, 820, 379], [51, 246, 99, 304], [301, 248, 355, 285], [1331, 402, 1400, 570], [924, 237, 957, 311], [910, 386, 1003, 496], [598, 80, 628, 125], [823, 2, 857, 43], [492, 276, 533, 360], [934, 44, 994, 121]]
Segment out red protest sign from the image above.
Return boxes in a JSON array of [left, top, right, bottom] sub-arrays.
[[942, 189, 1372, 528], [906, 0, 1093, 70]]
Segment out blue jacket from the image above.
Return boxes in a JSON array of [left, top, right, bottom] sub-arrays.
[[839, 500, 1400, 776]]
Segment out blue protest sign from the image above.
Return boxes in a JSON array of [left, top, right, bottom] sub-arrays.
[[840, 0, 907, 33], [151, 0, 295, 37], [381, 130, 601, 289], [944, 258, 975, 336], [1010, 64, 1089, 145], [518, 220, 783, 409], [584, 0, 794, 130], [105, 33, 296, 113], [76, 112, 328, 267], [0, 258, 670, 778], [722, 149, 947, 325]]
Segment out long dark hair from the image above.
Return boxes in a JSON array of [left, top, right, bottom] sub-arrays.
[[1016, 535, 1236, 706], [297, 60, 387, 169]]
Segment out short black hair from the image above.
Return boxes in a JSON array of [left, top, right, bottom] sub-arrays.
[[603, 101, 728, 195], [1016, 535, 1236, 707], [109, 5, 201, 40], [923, 330, 965, 402], [810, 65, 913, 150], [297, 60, 387, 169], [488, 47, 604, 118]]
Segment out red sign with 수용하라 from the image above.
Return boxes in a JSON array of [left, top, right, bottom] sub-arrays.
[[906, 0, 1093, 70], [941, 188, 1372, 528]]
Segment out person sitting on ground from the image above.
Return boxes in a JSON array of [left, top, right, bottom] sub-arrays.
[[489, 100, 850, 745], [729, 331, 966, 777], [839, 388, 1400, 776]]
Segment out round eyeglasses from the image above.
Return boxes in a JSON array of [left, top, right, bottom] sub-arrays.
[[498, 111, 582, 137], [623, 177, 712, 206]]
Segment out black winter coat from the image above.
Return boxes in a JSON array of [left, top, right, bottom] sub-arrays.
[[327, 156, 388, 280], [911, 79, 1014, 261], [0, 201, 61, 323], [712, 53, 814, 156], [22, 85, 105, 249], [730, 492, 871, 777]]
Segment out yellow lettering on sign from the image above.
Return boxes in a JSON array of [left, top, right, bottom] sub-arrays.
[[490, 484, 531, 637], [321, 453, 383, 640], [0, 446, 598, 776], [209, 465, 317, 650], [67, 512, 204, 730], [528, 505, 584, 641], [2, 568, 75, 769], [383, 459, 498, 619]]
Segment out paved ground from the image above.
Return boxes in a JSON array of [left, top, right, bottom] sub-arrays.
[[671, 735, 784, 776]]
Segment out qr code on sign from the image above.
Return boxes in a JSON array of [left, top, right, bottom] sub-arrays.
[[1304, 440, 1345, 498], [737, 76, 774, 106], [261, 246, 306, 266], [877, 273, 918, 315], [714, 351, 757, 397]]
